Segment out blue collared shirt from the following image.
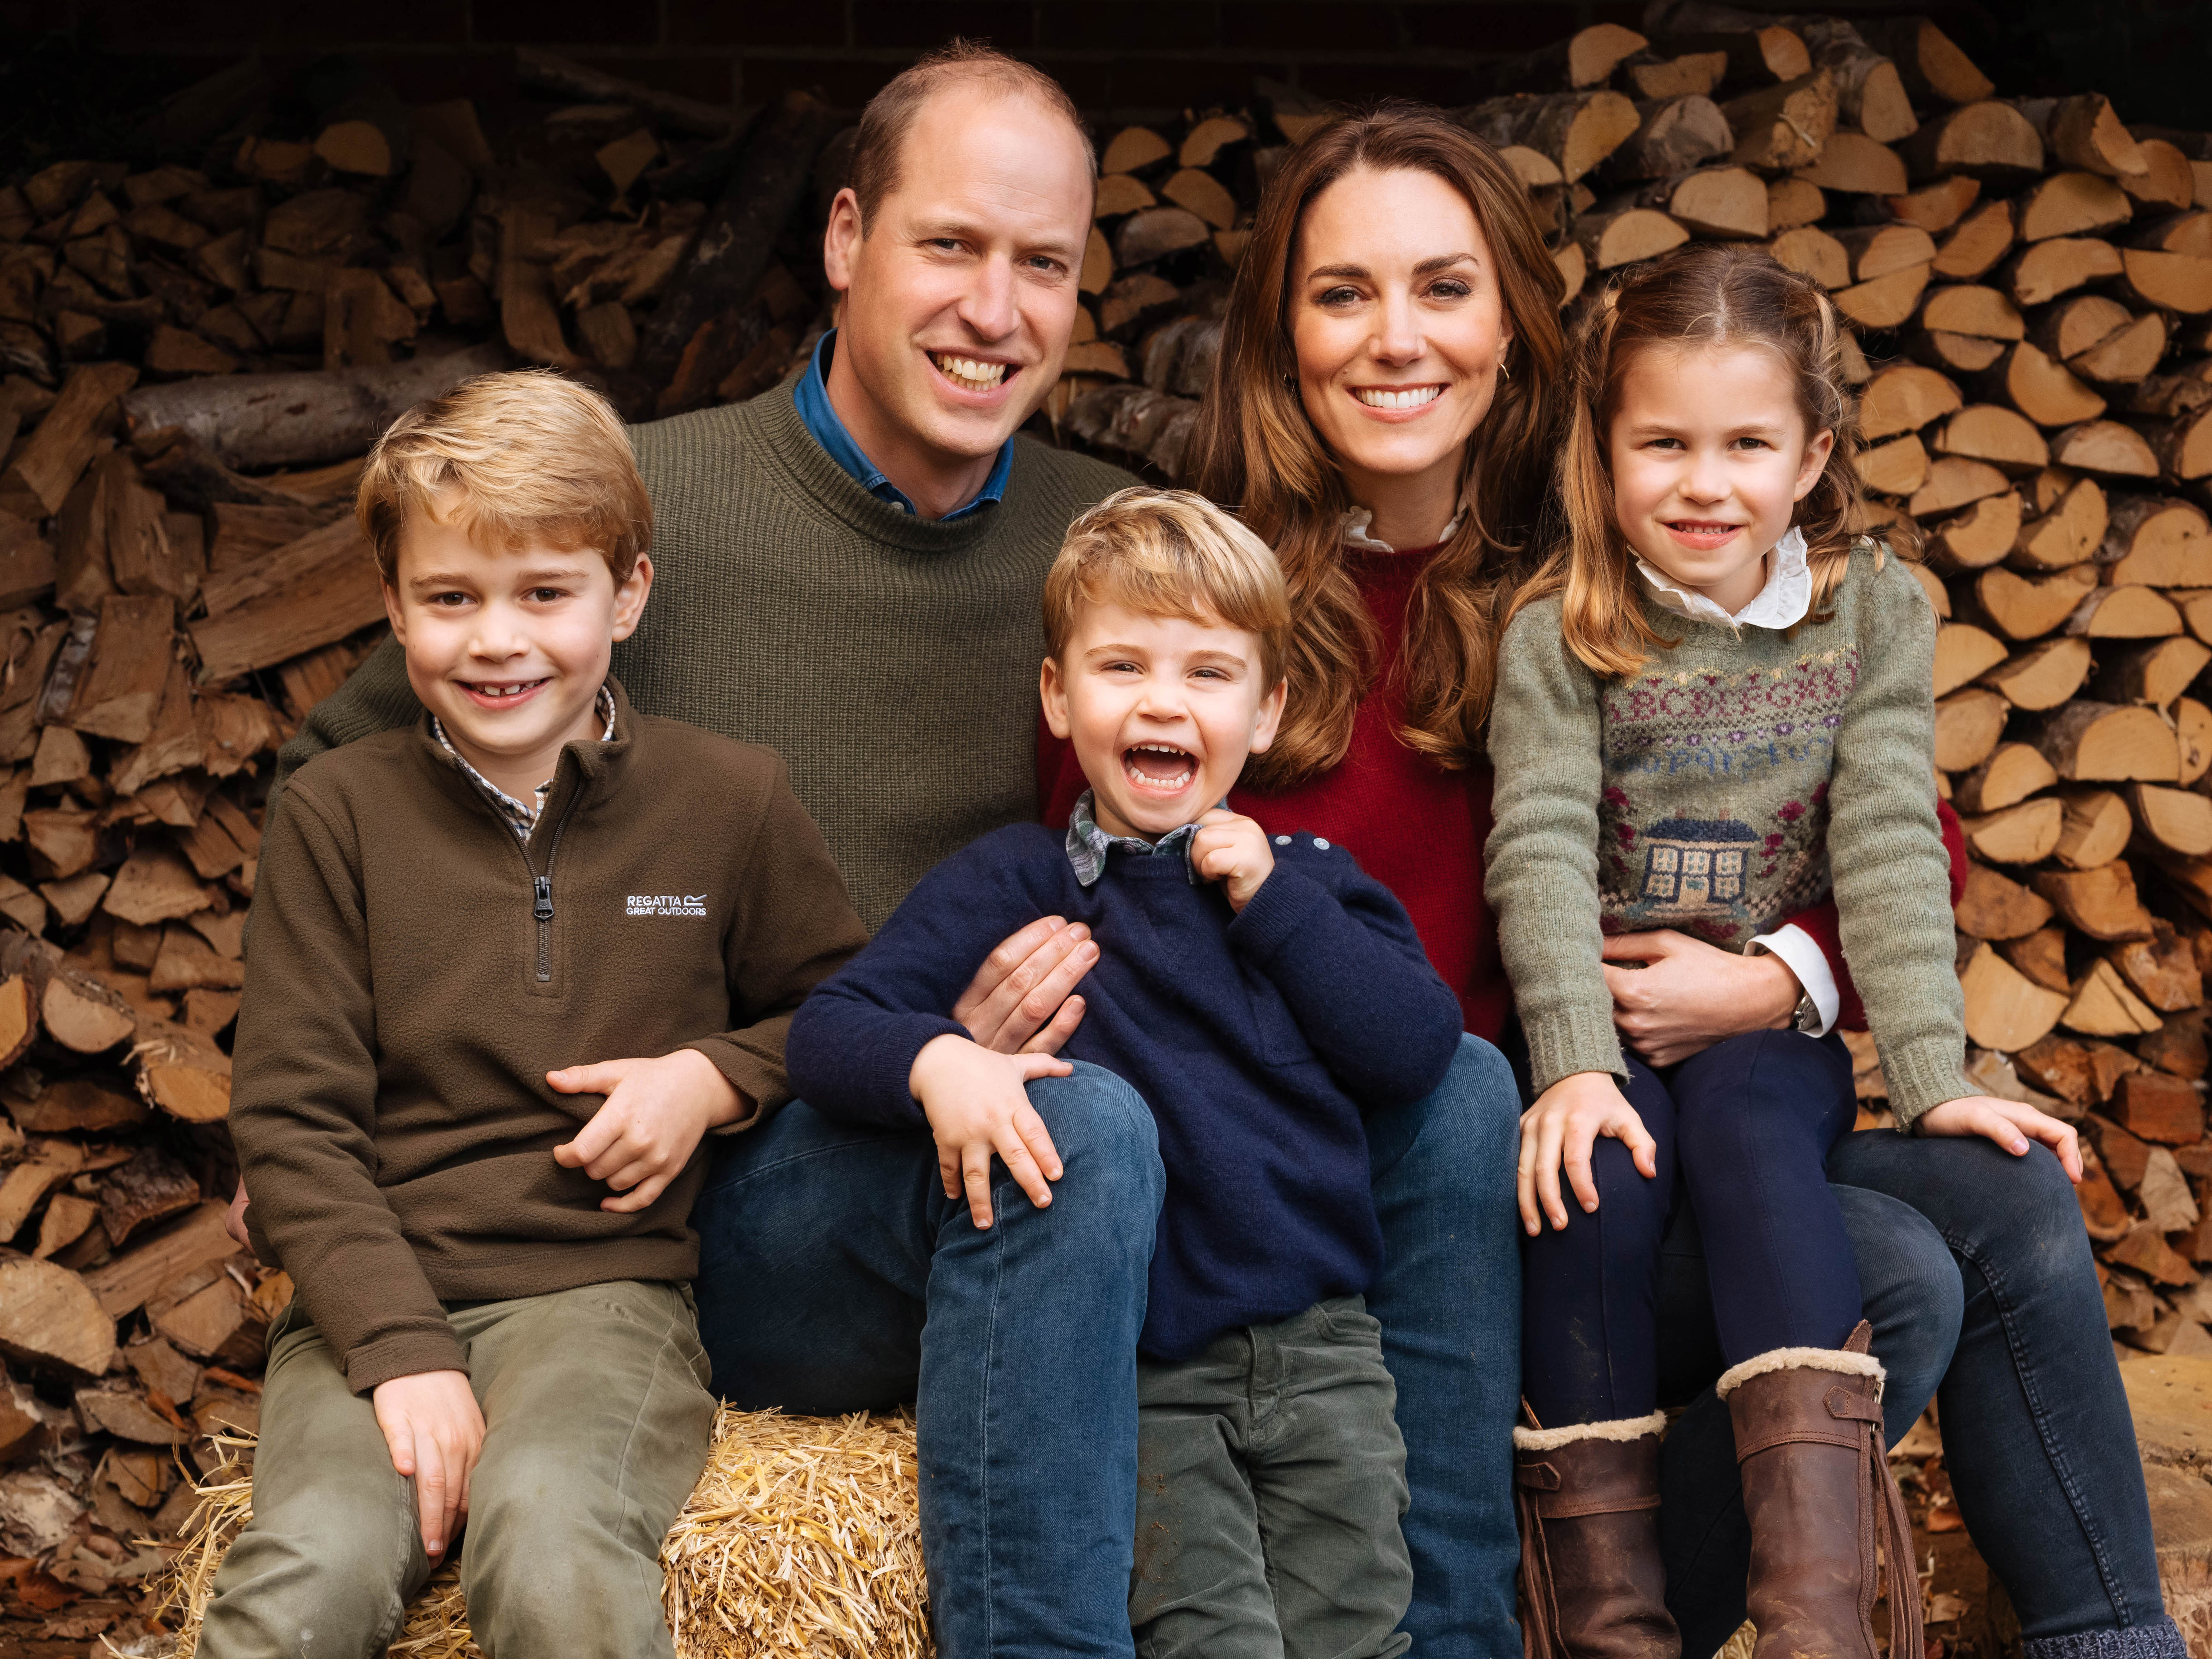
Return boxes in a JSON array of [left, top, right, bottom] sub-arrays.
[[793, 331, 1014, 522]]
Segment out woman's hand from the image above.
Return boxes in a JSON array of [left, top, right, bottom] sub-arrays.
[[1916, 1095, 2083, 1181], [1603, 930, 1800, 1067], [953, 917, 1099, 1055], [1517, 1071, 1658, 1235]]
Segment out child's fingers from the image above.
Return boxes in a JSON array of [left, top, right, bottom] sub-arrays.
[[1013, 1101, 1064, 1182], [937, 1143, 962, 1202], [596, 1153, 658, 1195], [1962, 1103, 2033, 1157], [2019, 1111, 2084, 1181], [1515, 1114, 1542, 1235], [1561, 1118, 1601, 1216], [1612, 1110, 1659, 1180], [602, 1170, 674, 1214], [415, 1438, 451, 1557], [553, 1100, 628, 1171], [545, 1061, 626, 1097], [1534, 1113, 1570, 1231], [961, 1141, 996, 1229], [993, 1126, 1053, 1211]]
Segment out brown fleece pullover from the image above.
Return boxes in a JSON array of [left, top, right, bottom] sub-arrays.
[[231, 680, 868, 1393]]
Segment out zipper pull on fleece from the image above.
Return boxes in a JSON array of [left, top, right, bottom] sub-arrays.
[[533, 874, 554, 921]]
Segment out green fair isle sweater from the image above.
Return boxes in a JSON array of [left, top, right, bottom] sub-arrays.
[[1485, 542, 1970, 1125], [269, 371, 1136, 932]]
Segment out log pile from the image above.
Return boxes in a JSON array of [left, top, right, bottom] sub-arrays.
[[0, 11, 2208, 1654]]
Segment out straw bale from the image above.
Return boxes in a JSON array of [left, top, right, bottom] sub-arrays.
[[150, 1408, 929, 1659]]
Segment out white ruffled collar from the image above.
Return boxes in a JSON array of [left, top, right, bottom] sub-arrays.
[[1635, 526, 1812, 631], [1341, 493, 1471, 554]]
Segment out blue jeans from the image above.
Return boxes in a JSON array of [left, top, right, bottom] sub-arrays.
[[1657, 1130, 2180, 1657], [692, 1036, 1525, 1659]]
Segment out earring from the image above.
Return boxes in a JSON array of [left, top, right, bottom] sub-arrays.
[[1498, 354, 1512, 383]]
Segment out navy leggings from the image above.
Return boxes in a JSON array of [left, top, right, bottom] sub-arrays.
[[1522, 1029, 1864, 1427]]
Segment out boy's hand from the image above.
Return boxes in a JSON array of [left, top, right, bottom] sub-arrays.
[[1917, 1094, 2082, 1181], [1190, 808, 1274, 912], [909, 1033, 1072, 1229], [372, 1369, 484, 1562], [549, 1049, 745, 1213], [1517, 1071, 1658, 1235]]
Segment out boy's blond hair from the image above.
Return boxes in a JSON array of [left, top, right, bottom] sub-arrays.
[[356, 369, 651, 585], [1044, 488, 1291, 686]]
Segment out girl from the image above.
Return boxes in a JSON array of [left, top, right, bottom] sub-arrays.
[[1485, 244, 2081, 1659]]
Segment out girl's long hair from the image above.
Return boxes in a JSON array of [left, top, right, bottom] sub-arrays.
[[1187, 103, 1565, 787], [1517, 243, 1874, 679]]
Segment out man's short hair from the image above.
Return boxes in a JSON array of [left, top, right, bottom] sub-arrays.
[[357, 369, 651, 587], [848, 39, 1095, 229], [1044, 488, 1291, 687]]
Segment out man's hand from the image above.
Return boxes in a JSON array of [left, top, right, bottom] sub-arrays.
[[1917, 1094, 2083, 1181], [549, 1049, 746, 1213], [1603, 930, 1802, 1067], [1189, 808, 1275, 912], [372, 1369, 484, 1561], [954, 916, 1098, 1055], [224, 1176, 252, 1253], [1517, 1071, 1658, 1235], [909, 1033, 1072, 1229]]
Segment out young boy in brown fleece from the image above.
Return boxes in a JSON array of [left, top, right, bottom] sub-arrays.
[[204, 370, 867, 1659]]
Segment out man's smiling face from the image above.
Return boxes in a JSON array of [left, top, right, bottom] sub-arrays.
[[823, 87, 1094, 480]]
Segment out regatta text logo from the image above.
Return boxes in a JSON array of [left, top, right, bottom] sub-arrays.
[[626, 894, 707, 917]]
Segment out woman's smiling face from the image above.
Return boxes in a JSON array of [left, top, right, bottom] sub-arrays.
[[1289, 165, 1514, 507]]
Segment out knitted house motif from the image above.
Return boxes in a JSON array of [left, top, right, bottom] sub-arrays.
[[1637, 816, 1759, 917]]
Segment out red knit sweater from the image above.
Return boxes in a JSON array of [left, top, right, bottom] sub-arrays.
[[1038, 540, 1966, 1039]]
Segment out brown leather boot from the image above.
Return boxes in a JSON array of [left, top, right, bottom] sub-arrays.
[[1719, 1322, 1922, 1659], [1513, 1409, 1680, 1659]]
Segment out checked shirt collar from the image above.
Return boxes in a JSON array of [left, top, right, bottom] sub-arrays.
[[432, 684, 616, 842], [1064, 788, 1225, 888]]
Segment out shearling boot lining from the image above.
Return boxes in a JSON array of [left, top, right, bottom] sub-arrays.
[[1714, 1345, 1886, 1401], [1512, 1410, 1668, 1452], [2021, 1618, 2190, 1659]]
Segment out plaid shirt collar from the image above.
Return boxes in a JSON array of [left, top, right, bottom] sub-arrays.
[[432, 685, 617, 842], [1065, 788, 1219, 888]]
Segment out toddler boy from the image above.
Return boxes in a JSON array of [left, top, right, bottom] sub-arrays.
[[786, 487, 1465, 1658], [208, 370, 867, 1659]]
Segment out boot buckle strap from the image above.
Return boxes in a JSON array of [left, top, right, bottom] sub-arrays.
[[1826, 1386, 1883, 1424], [1537, 1491, 1663, 1520], [1736, 1425, 1862, 1461], [1515, 1462, 1561, 1492]]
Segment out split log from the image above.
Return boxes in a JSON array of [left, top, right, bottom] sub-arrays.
[[2050, 420, 2161, 479], [514, 47, 736, 136], [1796, 130, 1907, 196], [1936, 404, 2048, 473], [2151, 405, 2212, 483], [1604, 97, 1734, 181], [0, 1138, 83, 1238], [2039, 700, 2182, 781], [1973, 340, 2105, 428], [2017, 93, 2149, 180], [1927, 491, 2022, 569], [1983, 636, 2092, 709], [1860, 363, 1960, 440], [1961, 797, 2061, 863], [2054, 789, 2136, 869], [1835, 262, 1930, 329], [1627, 52, 1730, 101], [33, 1193, 98, 1261], [1638, 167, 1767, 237], [2064, 957, 2165, 1036], [1722, 71, 1837, 173], [1932, 201, 2016, 280], [1903, 101, 2043, 183], [1933, 686, 2007, 770], [1961, 941, 2067, 1050], [188, 516, 384, 685], [134, 1019, 233, 1123], [1179, 116, 1248, 169], [1115, 207, 1211, 266], [2069, 315, 2169, 389], [2096, 637, 2212, 708], [2131, 785, 2212, 859], [1922, 284, 2024, 341], [1770, 225, 1849, 288], [1975, 564, 2094, 639], [1887, 175, 1981, 234], [2066, 584, 2182, 639], [151, 1265, 265, 1369], [1576, 208, 1691, 269], [1161, 169, 1237, 231], [1912, 457, 2008, 517], [0, 1254, 115, 1378], [0, 362, 137, 517], [2003, 928, 2074, 993], [2018, 172, 2133, 243], [1932, 621, 2008, 695], [10, 1076, 144, 1135], [1955, 742, 2057, 812], [1856, 19, 1993, 107], [2109, 921, 2206, 1010], [2177, 699, 2212, 785], [1464, 92, 1642, 183], [2011, 473, 2106, 569], [2116, 250, 2212, 316], [2112, 1070, 2207, 1144], [121, 345, 504, 471], [2036, 859, 2158, 939], [78, 1201, 234, 1318], [1956, 861, 2055, 937]]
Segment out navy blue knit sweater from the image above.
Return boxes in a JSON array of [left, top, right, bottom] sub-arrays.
[[786, 822, 1465, 1359]]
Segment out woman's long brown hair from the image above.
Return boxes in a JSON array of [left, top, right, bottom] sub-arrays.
[[1186, 104, 1566, 788], [1515, 243, 1876, 679]]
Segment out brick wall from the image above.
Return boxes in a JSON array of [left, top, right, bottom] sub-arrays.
[[4, 0, 2210, 136]]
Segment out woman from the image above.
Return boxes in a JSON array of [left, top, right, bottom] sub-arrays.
[[1036, 104, 2177, 1659]]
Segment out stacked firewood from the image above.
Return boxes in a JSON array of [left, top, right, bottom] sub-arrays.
[[1, 7, 2211, 1651]]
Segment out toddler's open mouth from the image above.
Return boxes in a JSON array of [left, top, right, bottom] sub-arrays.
[[1123, 743, 1196, 792]]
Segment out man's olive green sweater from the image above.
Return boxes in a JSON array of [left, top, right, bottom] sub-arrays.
[[271, 372, 1137, 931], [1485, 545, 1970, 1125], [233, 683, 869, 1392]]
